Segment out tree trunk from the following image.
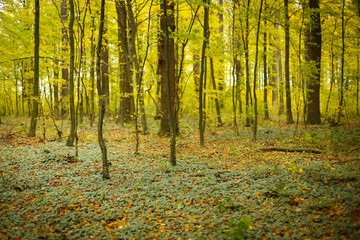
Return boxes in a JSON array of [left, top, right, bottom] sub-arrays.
[[199, 0, 209, 147], [159, 0, 177, 136], [97, 0, 110, 179], [253, 0, 264, 140], [217, 0, 225, 107], [284, 0, 294, 124], [338, 0, 345, 123], [210, 58, 223, 127], [66, 0, 76, 146], [90, 14, 95, 127], [28, 0, 40, 137], [306, 0, 321, 124], [115, 0, 134, 124], [245, 0, 251, 127], [102, 20, 110, 105], [53, 60, 60, 116], [263, 19, 269, 120], [60, 0, 69, 117], [163, 0, 177, 166]]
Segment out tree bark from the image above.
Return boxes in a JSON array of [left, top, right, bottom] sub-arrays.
[[199, 0, 209, 147], [338, 0, 345, 123], [163, 0, 177, 165], [66, 0, 76, 146], [60, 0, 69, 117], [284, 0, 294, 124], [115, 0, 134, 125], [253, 0, 264, 140], [245, 0, 251, 127], [90, 14, 95, 127], [28, 0, 40, 137], [263, 19, 269, 120], [306, 0, 322, 124], [97, 0, 110, 179], [159, 0, 177, 136]]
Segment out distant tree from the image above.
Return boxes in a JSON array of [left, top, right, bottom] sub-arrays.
[[28, 0, 40, 137]]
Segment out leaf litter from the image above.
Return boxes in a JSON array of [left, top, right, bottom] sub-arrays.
[[0, 121, 359, 239]]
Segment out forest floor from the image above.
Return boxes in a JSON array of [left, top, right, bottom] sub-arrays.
[[0, 117, 359, 239]]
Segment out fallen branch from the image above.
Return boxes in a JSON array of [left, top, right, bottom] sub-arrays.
[[260, 147, 322, 154]]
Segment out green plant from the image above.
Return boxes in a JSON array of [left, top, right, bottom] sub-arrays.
[[225, 217, 253, 240]]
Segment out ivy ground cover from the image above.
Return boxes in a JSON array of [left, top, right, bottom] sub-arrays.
[[1, 121, 359, 239]]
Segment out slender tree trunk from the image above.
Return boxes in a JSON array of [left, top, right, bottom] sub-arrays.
[[14, 63, 19, 116], [245, 0, 251, 127], [66, 0, 76, 146], [21, 61, 25, 116], [357, 38, 359, 116], [217, 0, 225, 107], [284, 0, 294, 123], [102, 20, 110, 105], [28, 0, 40, 137], [61, 0, 69, 117], [326, 38, 335, 115], [199, 0, 209, 147], [253, 0, 264, 140], [53, 60, 60, 116], [210, 58, 223, 127], [306, 0, 321, 124], [263, 19, 269, 120], [90, 14, 95, 127], [97, 0, 110, 179], [338, 0, 345, 122]]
